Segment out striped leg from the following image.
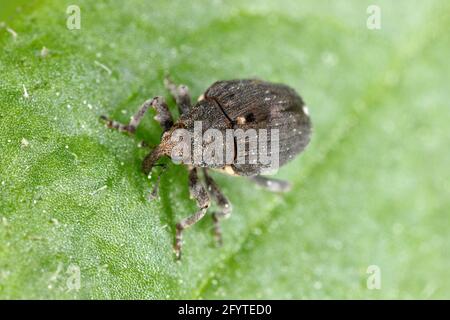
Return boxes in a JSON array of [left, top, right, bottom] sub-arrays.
[[164, 76, 192, 116], [101, 96, 173, 133], [174, 168, 210, 260], [203, 169, 232, 246]]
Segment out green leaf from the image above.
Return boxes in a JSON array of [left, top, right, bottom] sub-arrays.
[[0, 0, 449, 299]]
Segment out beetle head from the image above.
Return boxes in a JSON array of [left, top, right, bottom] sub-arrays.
[[141, 124, 188, 175]]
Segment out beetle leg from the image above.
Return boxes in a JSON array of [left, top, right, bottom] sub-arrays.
[[164, 75, 192, 116], [203, 169, 232, 246], [174, 168, 210, 260], [150, 96, 174, 132], [147, 163, 167, 200], [101, 96, 173, 133], [249, 175, 292, 193], [101, 98, 152, 134]]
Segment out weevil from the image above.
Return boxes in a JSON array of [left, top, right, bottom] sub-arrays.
[[101, 78, 312, 259]]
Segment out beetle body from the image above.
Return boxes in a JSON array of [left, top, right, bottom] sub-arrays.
[[146, 79, 312, 176], [102, 78, 312, 259]]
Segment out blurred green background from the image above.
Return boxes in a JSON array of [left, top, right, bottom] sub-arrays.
[[0, 0, 449, 299]]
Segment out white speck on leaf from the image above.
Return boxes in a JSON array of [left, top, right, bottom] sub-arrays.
[[90, 185, 107, 196], [69, 151, 80, 164], [94, 60, 112, 75], [21, 138, 30, 148], [22, 84, 29, 99], [40, 46, 49, 57], [6, 27, 18, 40]]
